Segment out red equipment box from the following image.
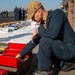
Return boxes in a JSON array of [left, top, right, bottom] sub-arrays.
[[0, 43, 29, 68], [4, 42, 26, 53], [0, 69, 8, 75], [0, 55, 21, 68]]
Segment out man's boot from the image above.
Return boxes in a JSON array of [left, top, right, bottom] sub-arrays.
[[61, 62, 75, 72], [32, 69, 57, 75]]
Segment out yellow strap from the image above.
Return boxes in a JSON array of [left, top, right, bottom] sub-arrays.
[[0, 48, 5, 51]]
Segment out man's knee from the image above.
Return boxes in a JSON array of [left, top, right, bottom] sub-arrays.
[[39, 37, 52, 47], [40, 37, 48, 44], [40, 37, 52, 43]]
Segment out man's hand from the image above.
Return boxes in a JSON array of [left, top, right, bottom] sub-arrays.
[[31, 29, 38, 43], [16, 54, 21, 59]]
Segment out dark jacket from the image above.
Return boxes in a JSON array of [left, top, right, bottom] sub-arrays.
[[20, 9, 75, 56], [38, 9, 75, 44]]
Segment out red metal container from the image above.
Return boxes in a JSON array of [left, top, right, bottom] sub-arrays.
[[0, 69, 8, 75], [0, 55, 20, 68], [0, 43, 28, 68]]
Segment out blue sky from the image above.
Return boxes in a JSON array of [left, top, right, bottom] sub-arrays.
[[0, 0, 62, 12]]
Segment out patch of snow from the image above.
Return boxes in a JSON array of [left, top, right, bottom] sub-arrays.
[[0, 20, 39, 44]]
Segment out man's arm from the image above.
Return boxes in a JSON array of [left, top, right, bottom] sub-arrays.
[[16, 35, 40, 58], [38, 9, 65, 39]]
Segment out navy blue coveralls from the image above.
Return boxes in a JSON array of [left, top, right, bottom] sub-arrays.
[[14, 7, 19, 21], [19, 9, 75, 70]]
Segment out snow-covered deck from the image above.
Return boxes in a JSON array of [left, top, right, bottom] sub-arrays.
[[0, 20, 39, 44]]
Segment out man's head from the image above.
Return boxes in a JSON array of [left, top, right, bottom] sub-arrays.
[[27, 1, 45, 23]]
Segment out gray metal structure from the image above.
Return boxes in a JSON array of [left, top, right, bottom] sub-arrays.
[[73, 0, 75, 31]]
